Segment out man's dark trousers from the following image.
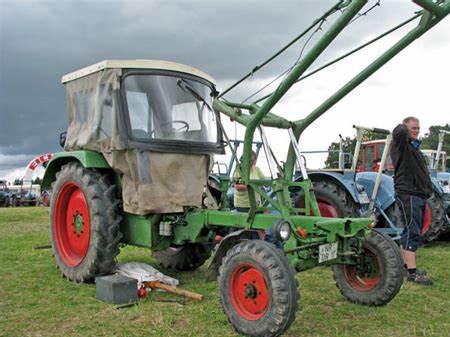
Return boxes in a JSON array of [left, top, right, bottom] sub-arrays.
[[396, 194, 426, 252]]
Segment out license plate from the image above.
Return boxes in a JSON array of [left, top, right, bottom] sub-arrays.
[[318, 242, 338, 263]]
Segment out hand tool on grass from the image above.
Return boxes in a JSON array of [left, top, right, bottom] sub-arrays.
[[143, 281, 203, 301]]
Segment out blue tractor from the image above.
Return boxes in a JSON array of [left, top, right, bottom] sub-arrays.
[[422, 129, 450, 218], [359, 132, 449, 241], [294, 126, 404, 239]]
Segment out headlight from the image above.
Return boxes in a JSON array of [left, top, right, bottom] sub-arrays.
[[271, 220, 291, 242]]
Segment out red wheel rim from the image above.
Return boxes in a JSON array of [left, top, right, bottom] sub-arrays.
[[343, 249, 381, 291], [422, 204, 431, 235], [317, 197, 340, 218], [296, 197, 340, 217], [53, 181, 90, 267], [229, 263, 270, 320]]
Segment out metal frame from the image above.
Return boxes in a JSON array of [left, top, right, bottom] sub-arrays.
[[432, 130, 450, 171], [213, 0, 450, 223]]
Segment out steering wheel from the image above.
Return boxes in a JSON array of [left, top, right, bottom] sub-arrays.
[[150, 120, 190, 136]]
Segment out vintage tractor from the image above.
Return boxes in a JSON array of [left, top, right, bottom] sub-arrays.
[[423, 129, 450, 217], [0, 180, 11, 207], [9, 181, 40, 207], [42, 1, 450, 336]]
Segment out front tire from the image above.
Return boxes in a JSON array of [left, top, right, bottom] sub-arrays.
[[50, 162, 122, 282], [332, 230, 403, 306], [219, 240, 299, 337]]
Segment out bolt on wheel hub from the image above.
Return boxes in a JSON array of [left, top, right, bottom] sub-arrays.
[[73, 212, 84, 235]]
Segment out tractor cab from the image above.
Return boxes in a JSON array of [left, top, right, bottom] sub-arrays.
[[61, 60, 223, 214], [359, 139, 393, 173]]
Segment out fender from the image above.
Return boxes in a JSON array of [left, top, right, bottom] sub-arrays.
[[206, 229, 261, 281], [356, 171, 396, 211], [436, 172, 450, 215], [41, 151, 110, 190], [430, 176, 444, 196], [300, 171, 367, 205]]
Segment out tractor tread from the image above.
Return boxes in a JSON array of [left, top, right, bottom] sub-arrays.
[[332, 230, 403, 306], [50, 162, 122, 282], [218, 240, 299, 337]]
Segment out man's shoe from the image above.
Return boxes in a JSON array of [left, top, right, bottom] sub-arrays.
[[406, 273, 433, 286], [403, 268, 427, 277]]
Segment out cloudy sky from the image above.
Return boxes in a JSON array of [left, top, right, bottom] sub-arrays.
[[1, 0, 449, 180]]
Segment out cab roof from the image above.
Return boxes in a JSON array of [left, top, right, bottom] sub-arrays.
[[61, 59, 216, 85]]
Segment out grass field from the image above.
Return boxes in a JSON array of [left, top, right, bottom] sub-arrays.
[[0, 207, 449, 337]]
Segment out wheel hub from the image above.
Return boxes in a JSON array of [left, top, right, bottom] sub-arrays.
[[73, 212, 84, 235], [229, 264, 270, 321], [344, 248, 381, 291], [244, 284, 257, 299]]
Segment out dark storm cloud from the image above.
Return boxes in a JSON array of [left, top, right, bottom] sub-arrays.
[[0, 0, 419, 176]]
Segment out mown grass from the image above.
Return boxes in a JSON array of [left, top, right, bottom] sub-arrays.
[[0, 207, 449, 337]]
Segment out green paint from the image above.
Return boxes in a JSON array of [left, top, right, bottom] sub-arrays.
[[120, 214, 153, 248], [42, 151, 111, 189]]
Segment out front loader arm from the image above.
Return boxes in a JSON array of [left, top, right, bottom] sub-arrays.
[[213, 0, 450, 184]]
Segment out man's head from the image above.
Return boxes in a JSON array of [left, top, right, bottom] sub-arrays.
[[250, 151, 257, 167], [240, 151, 258, 167], [403, 116, 420, 140]]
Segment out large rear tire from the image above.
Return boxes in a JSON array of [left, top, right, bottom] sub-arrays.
[[424, 193, 447, 242], [375, 202, 403, 236], [332, 230, 403, 306], [152, 244, 212, 271], [218, 240, 299, 337], [50, 162, 122, 282], [294, 179, 359, 217]]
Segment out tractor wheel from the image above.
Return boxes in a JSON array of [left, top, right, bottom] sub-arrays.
[[12, 196, 17, 207], [152, 243, 213, 271], [218, 240, 299, 337], [294, 180, 358, 217], [424, 193, 446, 242], [50, 162, 122, 282], [3, 197, 10, 207], [332, 230, 403, 306]]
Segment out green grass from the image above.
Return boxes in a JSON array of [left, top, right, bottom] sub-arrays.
[[0, 207, 449, 337]]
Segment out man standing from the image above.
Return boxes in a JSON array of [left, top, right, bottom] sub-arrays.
[[391, 116, 433, 285]]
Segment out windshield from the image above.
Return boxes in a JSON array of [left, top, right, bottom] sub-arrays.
[[124, 74, 218, 144]]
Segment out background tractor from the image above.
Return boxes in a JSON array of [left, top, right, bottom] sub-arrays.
[[359, 132, 449, 240], [294, 125, 406, 239], [424, 129, 450, 217], [42, 1, 450, 336], [0, 180, 11, 207]]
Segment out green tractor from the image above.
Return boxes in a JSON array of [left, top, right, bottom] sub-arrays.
[[42, 1, 450, 336]]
